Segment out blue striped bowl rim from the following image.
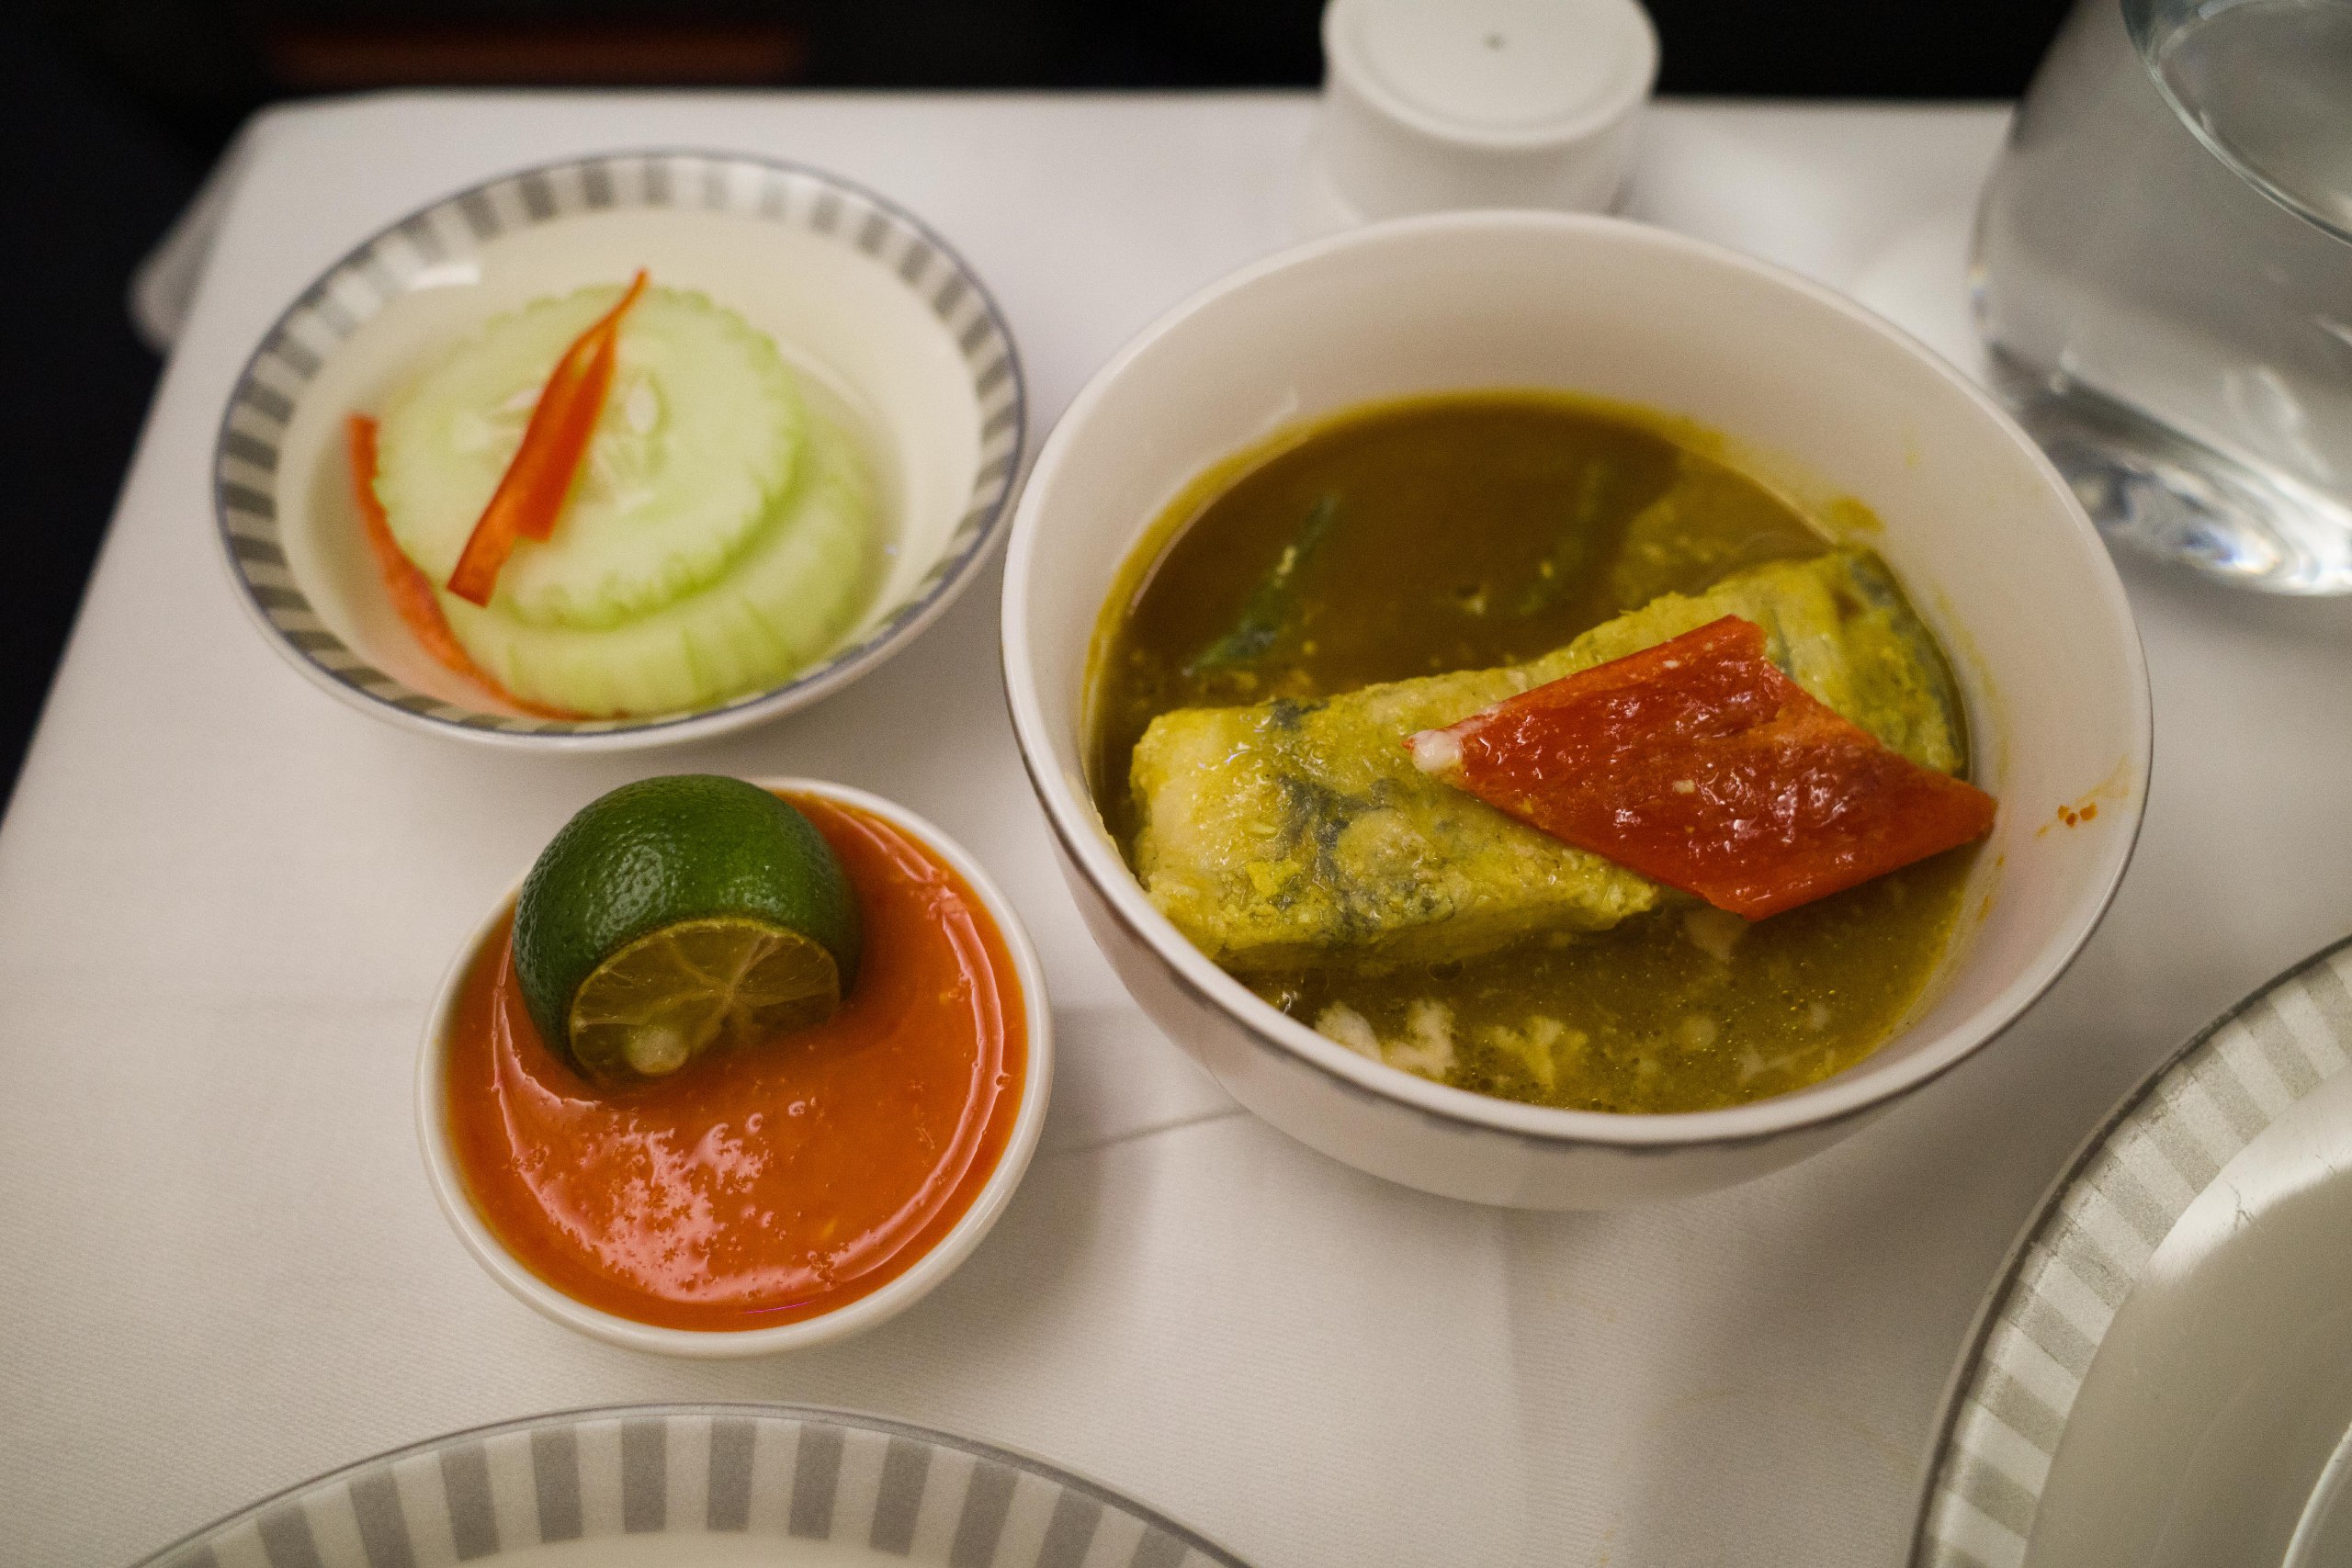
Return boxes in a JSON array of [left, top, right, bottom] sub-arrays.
[[1911, 933, 2352, 1566], [212, 149, 1025, 750], [138, 1403, 1251, 1568]]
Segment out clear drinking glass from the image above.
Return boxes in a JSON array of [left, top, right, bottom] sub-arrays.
[[1973, 0, 2352, 592]]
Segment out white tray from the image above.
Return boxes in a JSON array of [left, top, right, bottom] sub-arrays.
[[14, 90, 2352, 1568]]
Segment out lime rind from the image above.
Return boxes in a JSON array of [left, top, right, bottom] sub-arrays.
[[511, 776, 864, 1066]]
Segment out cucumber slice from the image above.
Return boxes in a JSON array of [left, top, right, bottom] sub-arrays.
[[439, 416, 881, 716], [375, 284, 802, 629]]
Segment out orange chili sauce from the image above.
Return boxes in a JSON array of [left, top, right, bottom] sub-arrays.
[[443, 794, 1026, 1332]]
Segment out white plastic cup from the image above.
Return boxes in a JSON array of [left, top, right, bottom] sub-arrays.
[[1313, 0, 1658, 225]]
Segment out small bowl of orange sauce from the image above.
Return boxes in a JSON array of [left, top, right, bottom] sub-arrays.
[[416, 778, 1050, 1356]]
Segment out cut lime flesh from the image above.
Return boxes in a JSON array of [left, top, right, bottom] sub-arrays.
[[564, 915, 841, 1081]]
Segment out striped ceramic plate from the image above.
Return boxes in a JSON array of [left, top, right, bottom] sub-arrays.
[[213, 150, 1024, 749], [138, 1404, 1250, 1568], [1912, 935, 2352, 1567]]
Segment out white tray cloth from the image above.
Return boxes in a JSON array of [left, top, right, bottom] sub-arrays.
[[9, 91, 2352, 1568]]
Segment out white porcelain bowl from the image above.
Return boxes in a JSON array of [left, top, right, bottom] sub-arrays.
[[217, 151, 1023, 750], [416, 779, 1052, 1355], [1001, 210, 2149, 1210]]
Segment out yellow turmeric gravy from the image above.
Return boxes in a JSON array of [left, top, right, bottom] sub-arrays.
[[1091, 392, 1975, 1114]]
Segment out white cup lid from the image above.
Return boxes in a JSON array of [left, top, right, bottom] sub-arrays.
[[1328, 0, 1658, 148]]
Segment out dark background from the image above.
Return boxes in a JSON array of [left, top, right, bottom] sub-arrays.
[[0, 0, 2070, 801]]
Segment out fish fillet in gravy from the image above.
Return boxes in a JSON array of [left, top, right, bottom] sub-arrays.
[[1129, 550, 1962, 973]]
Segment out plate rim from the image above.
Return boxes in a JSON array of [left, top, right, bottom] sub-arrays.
[[135, 1400, 1252, 1567], [209, 145, 1028, 751], [1908, 929, 2352, 1567]]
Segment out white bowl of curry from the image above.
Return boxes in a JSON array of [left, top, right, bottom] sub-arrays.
[[1001, 210, 2147, 1209]]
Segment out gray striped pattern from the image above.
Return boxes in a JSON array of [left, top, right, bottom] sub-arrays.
[[213, 151, 1025, 742], [1913, 938, 2352, 1568], [139, 1405, 1248, 1568]]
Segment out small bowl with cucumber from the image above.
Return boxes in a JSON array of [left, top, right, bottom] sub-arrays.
[[214, 151, 1024, 747]]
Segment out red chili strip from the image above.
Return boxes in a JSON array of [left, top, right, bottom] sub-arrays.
[[346, 414, 581, 720], [1407, 615, 1996, 919], [446, 269, 649, 606]]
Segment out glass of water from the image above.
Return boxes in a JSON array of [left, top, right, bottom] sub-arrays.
[[1974, 0, 2352, 592]]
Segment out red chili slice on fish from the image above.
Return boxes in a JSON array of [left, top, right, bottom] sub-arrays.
[[1407, 615, 1996, 919]]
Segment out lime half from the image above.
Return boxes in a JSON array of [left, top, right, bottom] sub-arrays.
[[566, 915, 841, 1080], [512, 774, 862, 1080]]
